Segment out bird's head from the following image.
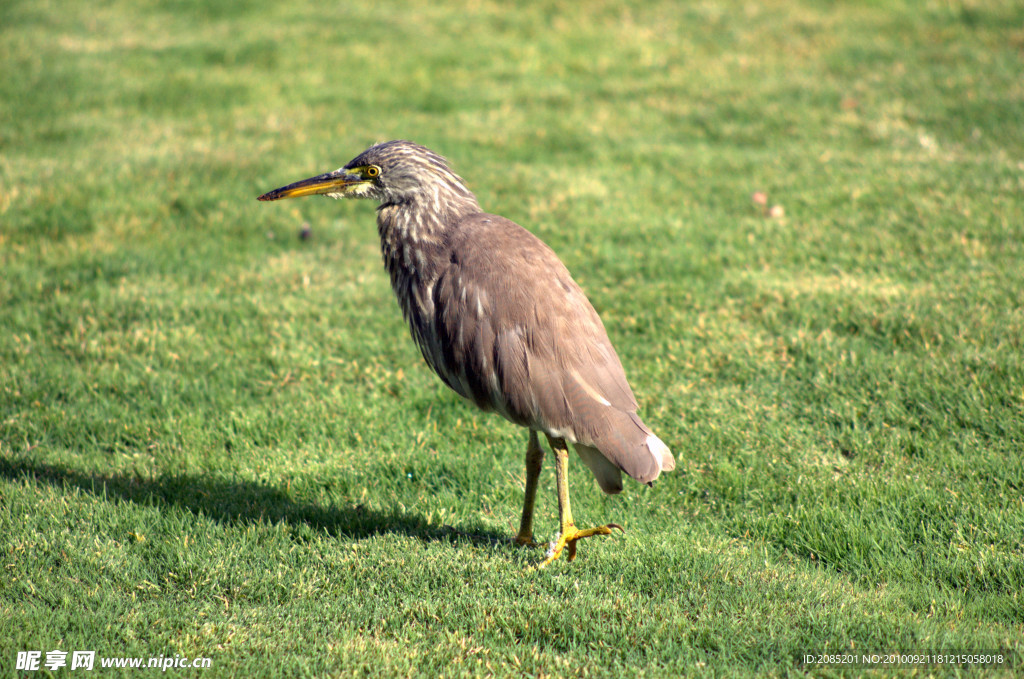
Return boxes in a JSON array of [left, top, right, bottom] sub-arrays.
[[257, 140, 479, 212]]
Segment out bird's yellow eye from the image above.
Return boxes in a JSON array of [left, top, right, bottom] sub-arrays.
[[366, 166, 381, 178]]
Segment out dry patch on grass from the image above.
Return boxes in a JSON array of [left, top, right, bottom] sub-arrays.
[[746, 270, 924, 304]]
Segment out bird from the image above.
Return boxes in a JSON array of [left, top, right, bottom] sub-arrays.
[[258, 140, 674, 566]]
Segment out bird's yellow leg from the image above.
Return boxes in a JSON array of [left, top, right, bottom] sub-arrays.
[[537, 436, 623, 568], [514, 430, 545, 547]]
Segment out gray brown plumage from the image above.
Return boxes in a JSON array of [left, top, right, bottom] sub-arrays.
[[258, 140, 674, 564]]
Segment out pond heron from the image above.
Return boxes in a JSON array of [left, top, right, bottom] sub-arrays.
[[258, 140, 674, 566]]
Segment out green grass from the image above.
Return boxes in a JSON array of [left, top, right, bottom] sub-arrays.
[[2, 0, 1023, 676]]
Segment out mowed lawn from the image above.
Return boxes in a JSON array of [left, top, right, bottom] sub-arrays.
[[2, 0, 1023, 676]]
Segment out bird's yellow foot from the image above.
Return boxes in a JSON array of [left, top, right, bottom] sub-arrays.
[[537, 523, 623, 568]]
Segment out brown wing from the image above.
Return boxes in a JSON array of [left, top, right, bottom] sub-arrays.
[[428, 213, 673, 485]]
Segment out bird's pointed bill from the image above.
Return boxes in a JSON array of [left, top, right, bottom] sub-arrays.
[[257, 170, 365, 201]]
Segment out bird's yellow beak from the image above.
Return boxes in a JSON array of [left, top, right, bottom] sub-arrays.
[[257, 170, 365, 201]]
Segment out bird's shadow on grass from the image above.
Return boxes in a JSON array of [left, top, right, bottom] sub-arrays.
[[0, 456, 510, 548]]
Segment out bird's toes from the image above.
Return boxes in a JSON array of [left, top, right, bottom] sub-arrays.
[[513, 534, 544, 549]]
